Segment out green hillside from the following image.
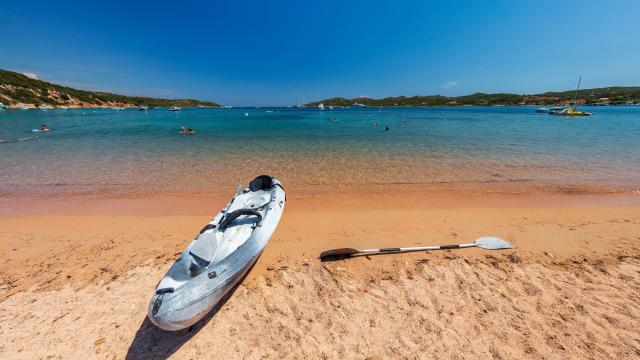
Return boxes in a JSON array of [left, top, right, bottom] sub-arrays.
[[0, 69, 219, 108], [306, 87, 640, 107]]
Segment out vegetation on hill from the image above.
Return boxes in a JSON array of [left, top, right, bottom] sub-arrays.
[[0, 69, 219, 108], [306, 87, 640, 107]]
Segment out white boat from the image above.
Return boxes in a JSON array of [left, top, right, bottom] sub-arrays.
[[58, 106, 68, 110], [536, 107, 549, 113], [0, 102, 7, 110], [547, 106, 566, 114], [318, 103, 324, 110], [148, 176, 286, 331], [17, 103, 30, 110], [169, 106, 181, 111], [352, 102, 367, 107]]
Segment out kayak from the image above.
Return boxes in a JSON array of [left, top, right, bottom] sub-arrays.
[[147, 175, 286, 331]]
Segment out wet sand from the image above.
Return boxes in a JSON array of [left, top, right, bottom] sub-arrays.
[[1, 188, 639, 359]]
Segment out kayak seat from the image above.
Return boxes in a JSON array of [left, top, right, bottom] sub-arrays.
[[189, 253, 210, 276], [188, 231, 219, 271]]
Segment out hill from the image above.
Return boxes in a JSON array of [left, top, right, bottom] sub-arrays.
[[306, 87, 640, 107], [0, 69, 219, 108]]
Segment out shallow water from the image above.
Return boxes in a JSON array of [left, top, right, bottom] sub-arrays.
[[1, 106, 639, 196]]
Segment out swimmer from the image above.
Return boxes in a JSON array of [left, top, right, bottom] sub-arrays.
[[188, 128, 196, 135], [373, 122, 379, 127], [385, 126, 389, 131], [40, 124, 49, 132], [180, 126, 186, 134]]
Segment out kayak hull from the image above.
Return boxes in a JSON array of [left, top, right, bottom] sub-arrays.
[[148, 250, 262, 331], [147, 176, 285, 331]]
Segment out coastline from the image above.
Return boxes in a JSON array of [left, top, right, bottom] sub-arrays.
[[1, 188, 639, 358]]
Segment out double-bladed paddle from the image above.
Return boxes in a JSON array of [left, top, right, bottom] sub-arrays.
[[319, 236, 512, 261]]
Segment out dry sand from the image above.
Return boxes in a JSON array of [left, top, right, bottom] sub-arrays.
[[1, 188, 639, 359]]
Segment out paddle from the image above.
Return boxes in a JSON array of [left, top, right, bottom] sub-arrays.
[[319, 236, 512, 261]]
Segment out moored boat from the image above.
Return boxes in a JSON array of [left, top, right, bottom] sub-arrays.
[[550, 107, 591, 116], [547, 106, 566, 114], [550, 76, 592, 117]]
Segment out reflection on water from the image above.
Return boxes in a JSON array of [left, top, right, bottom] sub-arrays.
[[1, 106, 639, 197]]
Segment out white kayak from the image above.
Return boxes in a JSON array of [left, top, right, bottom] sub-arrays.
[[148, 175, 286, 331]]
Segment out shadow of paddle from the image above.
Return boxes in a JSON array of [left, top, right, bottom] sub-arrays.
[[125, 262, 256, 360]]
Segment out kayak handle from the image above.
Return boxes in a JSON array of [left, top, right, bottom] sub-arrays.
[[219, 209, 263, 230]]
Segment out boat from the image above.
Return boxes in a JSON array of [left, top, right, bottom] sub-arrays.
[[0, 102, 7, 110], [536, 107, 549, 113], [140, 106, 149, 111], [17, 103, 30, 110], [169, 106, 181, 111], [550, 107, 591, 116], [352, 102, 367, 107], [148, 175, 286, 331], [550, 76, 591, 117], [318, 103, 324, 110], [547, 106, 566, 114]]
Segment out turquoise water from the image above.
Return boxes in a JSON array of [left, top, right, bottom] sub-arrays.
[[1, 106, 639, 196]]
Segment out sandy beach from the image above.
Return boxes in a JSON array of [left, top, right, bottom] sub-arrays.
[[1, 186, 639, 359]]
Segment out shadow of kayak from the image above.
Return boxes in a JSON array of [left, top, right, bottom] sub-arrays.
[[124, 260, 257, 359]]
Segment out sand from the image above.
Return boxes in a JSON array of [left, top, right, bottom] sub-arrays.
[[1, 188, 639, 359]]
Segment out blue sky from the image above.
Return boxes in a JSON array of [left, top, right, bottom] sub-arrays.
[[1, 0, 639, 106]]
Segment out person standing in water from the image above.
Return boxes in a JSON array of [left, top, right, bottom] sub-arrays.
[[180, 126, 186, 134], [188, 128, 196, 135], [40, 124, 49, 132]]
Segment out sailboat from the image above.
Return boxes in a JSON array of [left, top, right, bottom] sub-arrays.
[[550, 77, 591, 116]]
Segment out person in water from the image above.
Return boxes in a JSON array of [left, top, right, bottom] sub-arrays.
[[180, 126, 186, 134], [385, 126, 390, 131], [188, 128, 195, 135], [40, 124, 49, 132]]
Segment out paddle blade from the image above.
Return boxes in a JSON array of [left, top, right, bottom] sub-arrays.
[[474, 237, 512, 250], [319, 248, 360, 261]]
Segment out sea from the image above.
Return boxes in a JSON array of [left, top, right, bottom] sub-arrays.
[[1, 106, 639, 197]]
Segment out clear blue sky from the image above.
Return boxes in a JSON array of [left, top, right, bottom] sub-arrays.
[[1, 0, 639, 106]]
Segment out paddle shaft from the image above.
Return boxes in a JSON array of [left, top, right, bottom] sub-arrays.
[[358, 243, 476, 255]]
